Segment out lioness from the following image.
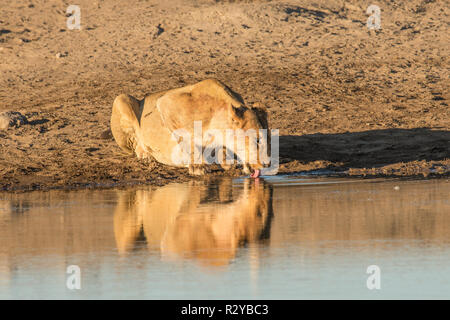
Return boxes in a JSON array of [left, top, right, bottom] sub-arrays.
[[113, 178, 273, 266], [111, 79, 269, 177]]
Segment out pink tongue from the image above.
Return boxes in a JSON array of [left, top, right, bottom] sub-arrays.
[[250, 169, 261, 178]]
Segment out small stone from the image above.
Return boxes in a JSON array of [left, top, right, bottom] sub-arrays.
[[0, 111, 28, 129], [394, 186, 400, 191], [100, 129, 113, 139], [55, 52, 68, 58], [151, 24, 164, 39]]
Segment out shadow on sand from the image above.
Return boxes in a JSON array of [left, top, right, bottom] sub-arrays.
[[279, 128, 449, 169]]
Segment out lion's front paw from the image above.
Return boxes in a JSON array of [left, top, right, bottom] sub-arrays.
[[135, 144, 150, 160], [188, 164, 212, 176], [242, 164, 251, 175]]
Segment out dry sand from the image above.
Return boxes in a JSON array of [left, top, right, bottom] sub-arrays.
[[0, 0, 449, 191]]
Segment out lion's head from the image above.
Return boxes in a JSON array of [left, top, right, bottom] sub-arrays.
[[227, 104, 271, 177]]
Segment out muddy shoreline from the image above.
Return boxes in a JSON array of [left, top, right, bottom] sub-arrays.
[[2, 164, 448, 193]]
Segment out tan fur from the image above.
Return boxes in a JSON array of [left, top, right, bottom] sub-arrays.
[[113, 178, 273, 266], [110, 79, 269, 174]]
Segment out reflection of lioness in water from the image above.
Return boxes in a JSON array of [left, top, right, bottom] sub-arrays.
[[111, 79, 269, 177], [113, 178, 273, 266]]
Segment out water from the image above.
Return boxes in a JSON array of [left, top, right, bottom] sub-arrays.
[[0, 176, 449, 299]]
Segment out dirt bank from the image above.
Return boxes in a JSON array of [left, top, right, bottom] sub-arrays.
[[0, 0, 448, 191]]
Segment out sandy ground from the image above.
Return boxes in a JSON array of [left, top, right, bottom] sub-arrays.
[[0, 0, 449, 191]]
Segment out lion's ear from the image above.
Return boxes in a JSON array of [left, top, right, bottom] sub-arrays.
[[228, 104, 246, 122]]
